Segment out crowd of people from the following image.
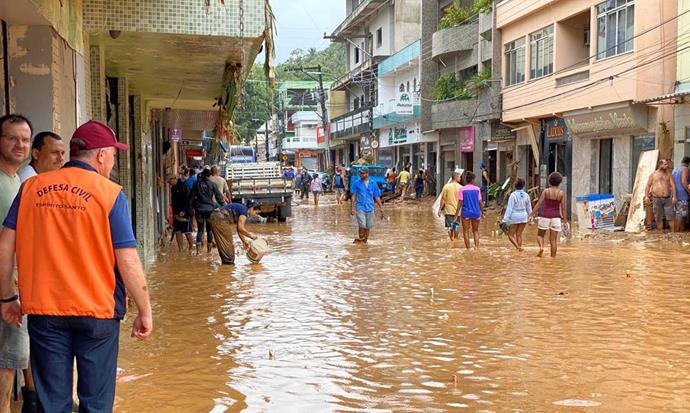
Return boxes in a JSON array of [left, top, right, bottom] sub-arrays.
[[0, 115, 152, 412]]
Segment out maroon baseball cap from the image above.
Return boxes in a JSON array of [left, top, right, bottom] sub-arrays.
[[71, 120, 129, 152]]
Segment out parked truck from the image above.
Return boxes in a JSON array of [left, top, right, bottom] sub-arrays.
[[226, 161, 293, 221]]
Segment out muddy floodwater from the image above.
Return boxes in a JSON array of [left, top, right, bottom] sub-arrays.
[[115, 196, 690, 412]]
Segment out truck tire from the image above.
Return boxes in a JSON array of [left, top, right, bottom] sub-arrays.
[[278, 199, 291, 222]]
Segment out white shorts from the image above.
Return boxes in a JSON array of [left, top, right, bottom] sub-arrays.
[[538, 217, 562, 232]]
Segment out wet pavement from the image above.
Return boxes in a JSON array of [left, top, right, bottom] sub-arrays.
[[115, 195, 690, 412]]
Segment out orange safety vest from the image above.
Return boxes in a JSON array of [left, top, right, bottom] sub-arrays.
[[16, 166, 126, 319]]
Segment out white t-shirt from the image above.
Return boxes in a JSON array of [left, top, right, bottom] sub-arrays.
[[17, 165, 37, 183]]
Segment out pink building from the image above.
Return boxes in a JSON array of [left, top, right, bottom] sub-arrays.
[[497, 0, 678, 209]]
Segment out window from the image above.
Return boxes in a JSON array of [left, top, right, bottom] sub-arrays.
[[530, 25, 554, 79], [376, 28, 383, 49], [406, 81, 410, 92], [354, 46, 360, 64], [599, 138, 613, 194], [597, 0, 634, 59], [413, 78, 417, 92], [504, 38, 525, 86], [399, 83, 405, 92], [354, 97, 360, 110]]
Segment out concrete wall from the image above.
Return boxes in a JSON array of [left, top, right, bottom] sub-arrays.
[[393, 0, 421, 51], [8, 25, 55, 133], [370, 5, 393, 57]]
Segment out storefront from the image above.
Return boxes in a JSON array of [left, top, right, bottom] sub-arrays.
[[564, 102, 654, 208], [542, 118, 572, 213]]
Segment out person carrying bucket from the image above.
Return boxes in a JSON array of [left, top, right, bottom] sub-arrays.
[[210, 201, 260, 265]]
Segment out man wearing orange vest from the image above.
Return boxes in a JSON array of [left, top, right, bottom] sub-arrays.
[[0, 120, 153, 412]]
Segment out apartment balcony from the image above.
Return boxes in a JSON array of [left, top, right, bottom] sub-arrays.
[[431, 93, 497, 130], [282, 137, 320, 151], [331, 0, 388, 37], [329, 105, 374, 141], [330, 58, 382, 91], [431, 20, 479, 61], [378, 40, 421, 77]]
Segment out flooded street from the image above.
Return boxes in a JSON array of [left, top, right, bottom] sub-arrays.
[[115, 195, 690, 412]]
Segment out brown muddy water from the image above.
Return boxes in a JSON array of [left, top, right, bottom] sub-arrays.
[[115, 196, 690, 412]]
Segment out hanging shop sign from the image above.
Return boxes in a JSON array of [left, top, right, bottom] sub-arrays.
[[545, 118, 569, 142], [564, 103, 649, 137], [396, 91, 414, 115]]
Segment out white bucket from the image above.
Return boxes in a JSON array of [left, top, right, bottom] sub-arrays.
[[247, 238, 269, 264]]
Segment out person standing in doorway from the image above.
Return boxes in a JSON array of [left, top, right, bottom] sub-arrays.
[[398, 167, 410, 198], [503, 178, 532, 251], [311, 173, 323, 206], [453, 171, 484, 249], [192, 168, 225, 253], [530, 172, 568, 257], [0, 115, 32, 413], [481, 161, 490, 207], [438, 170, 462, 241], [17, 131, 65, 181], [672, 157, 690, 232], [645, 159, 676, 232], [0, 120, 152, 412], [350, 167, 384, 243]]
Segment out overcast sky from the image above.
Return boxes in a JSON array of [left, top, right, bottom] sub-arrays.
[[269, 0, 346, 63]]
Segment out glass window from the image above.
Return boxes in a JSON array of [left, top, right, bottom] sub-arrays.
[[599, 138, 613, 194], [354, 47, 360, 64], [530, 25, 554, 79], [376, 28, 383, 48], [504, 38, 525, 86], [597, 0, 634, 59]]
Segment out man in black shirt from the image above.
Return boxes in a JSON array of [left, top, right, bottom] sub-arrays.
[[168, 176, 195, 251]]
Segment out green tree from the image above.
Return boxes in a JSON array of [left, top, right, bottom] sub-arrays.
[[234, 65, 272, 145]]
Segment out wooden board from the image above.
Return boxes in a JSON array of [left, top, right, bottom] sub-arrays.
[[625, 150, 659, 233]]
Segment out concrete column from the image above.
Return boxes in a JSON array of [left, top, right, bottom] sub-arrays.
[[89, 45, 106, 122], [132, 96, 156, 264]]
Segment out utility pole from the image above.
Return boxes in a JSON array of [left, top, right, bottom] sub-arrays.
[[283, 66, 330, 170]]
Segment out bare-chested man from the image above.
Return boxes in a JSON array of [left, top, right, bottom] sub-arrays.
[[645, 159, 677, 232]]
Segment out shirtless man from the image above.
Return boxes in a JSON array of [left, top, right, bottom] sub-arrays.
[[645, 159, 677, 232]]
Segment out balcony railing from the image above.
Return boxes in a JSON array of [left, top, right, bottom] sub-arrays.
[[432, 20, 479, 60], [282, 136, 319, 150], [329, 105, 374, 140]]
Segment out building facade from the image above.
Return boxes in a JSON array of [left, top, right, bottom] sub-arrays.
[[497, 0, 678, 212], [328, 0, 421, 167], [421, 0, 502, 190], [1, 0, 269, 264]]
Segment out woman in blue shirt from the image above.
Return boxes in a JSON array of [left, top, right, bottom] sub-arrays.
[[502, 178, 532, 251]]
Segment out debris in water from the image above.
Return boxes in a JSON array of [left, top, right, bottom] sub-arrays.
[[268, 349, 275, 360], [557, 291, 565, 296]]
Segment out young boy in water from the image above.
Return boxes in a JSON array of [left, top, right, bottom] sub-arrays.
[[453, 171, 484, 249]]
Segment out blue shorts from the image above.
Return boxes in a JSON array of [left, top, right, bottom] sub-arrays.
[[0, 316, 30, 369]]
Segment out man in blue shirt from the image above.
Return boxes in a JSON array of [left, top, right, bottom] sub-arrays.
[[350, 167, 384, 244], [210, 201, 260, 264]]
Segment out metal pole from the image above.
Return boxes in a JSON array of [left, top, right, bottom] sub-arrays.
[[316, 65, 330, 170]]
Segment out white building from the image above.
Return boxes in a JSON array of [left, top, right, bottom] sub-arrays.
[[284, 111, 323, 170]]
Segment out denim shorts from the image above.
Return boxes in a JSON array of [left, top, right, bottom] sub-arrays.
[[0, 316, 30, 369], [356, 210, 375, 229]]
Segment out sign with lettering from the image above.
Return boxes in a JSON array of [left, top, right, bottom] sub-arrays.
[[396, 91, 414, 115], [545, 118, 569, 141], [489, 122, 516, 141], [169, 128, 181, 143], [459, 127, 475, 153], [564, 104, 648, 137]]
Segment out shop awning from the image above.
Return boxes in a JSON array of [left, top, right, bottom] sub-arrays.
[[633, 90, 690, 104]]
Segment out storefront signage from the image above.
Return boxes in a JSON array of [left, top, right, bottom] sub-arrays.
[[459, 127, 475, 153], [564, 104, 648, 137], [168, 128, 181, 143], [386, 126, 420, 146], [489, 122, 516, 141], [545, 118, 569, 141], [396, 91, 414, 115]]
